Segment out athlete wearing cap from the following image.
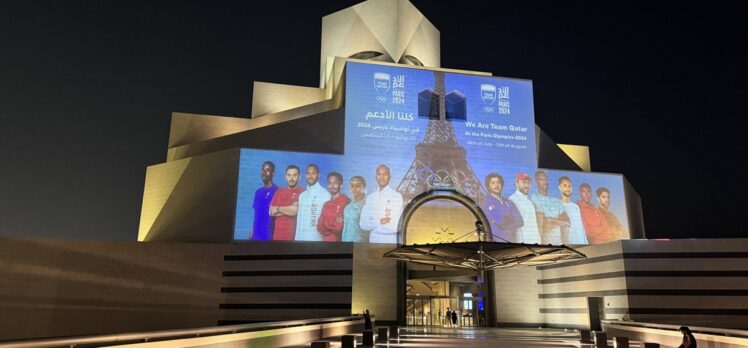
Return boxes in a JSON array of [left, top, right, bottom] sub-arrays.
[[508, 172, 541, 244]]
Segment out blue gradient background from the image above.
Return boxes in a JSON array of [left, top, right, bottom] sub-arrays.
[[233, 62, 629, 242]]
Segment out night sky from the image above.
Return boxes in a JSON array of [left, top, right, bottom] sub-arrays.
[[1, 1, 746, 241]]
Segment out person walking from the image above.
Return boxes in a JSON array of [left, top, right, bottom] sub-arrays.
[[445, 308, 452, 327], [451, 310, 458, 327]]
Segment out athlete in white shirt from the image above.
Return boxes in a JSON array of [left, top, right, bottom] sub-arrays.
[[558, 176, 588, 244], [359, 165, 403, 243], [295, 164, 331, 241], [508, 172, 541, 244]]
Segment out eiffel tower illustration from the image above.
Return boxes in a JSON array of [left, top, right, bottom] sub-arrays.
[[396, 71, 487, 204]]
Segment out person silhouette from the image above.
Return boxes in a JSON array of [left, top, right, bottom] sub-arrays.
[[364, 309, 372, 330], [678, 326, 697, 348]]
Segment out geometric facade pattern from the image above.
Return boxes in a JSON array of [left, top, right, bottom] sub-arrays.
[[320, 0, 440, 87]]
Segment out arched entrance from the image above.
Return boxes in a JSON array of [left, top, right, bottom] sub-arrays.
[[394, 189, 496, 327], [397, 189, 492, 244]]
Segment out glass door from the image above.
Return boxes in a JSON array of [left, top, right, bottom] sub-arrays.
[[407, 298, 436, 326]]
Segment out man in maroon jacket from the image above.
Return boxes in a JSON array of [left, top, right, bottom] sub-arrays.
[[317, 172, 351, 242]]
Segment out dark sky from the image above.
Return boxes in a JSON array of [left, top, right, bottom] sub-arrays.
[[1, 1, 746, 241]]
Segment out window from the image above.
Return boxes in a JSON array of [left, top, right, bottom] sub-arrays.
[[463, 293, 473, 310]]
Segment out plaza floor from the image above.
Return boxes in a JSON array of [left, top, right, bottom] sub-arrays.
[[289, 326, 650, 347]]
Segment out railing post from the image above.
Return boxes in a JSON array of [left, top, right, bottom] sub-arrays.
[[389, 325, 398, 338], [362, 329, 374, 346], [613, 336, 629, 348], [376, 327, 389, 343], [341, 335, 356, 348], [580, 330, 593, 344], [594, 332, 607, 348]]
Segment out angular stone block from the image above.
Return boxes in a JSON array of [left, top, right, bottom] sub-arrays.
[[445, 90, 466, 120], [418, 88, 439, 119]]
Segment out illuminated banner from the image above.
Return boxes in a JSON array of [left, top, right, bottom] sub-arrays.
[[233, 61, 629, 245], [343, 61, 537, 203], [504, 169, 631, 245], [235, 150, 344, 242]]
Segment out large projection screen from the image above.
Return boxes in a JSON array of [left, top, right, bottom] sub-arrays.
[[233, 62, 630, 245]]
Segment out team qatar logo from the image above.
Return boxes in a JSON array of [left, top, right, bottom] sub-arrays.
[[480, 84, 497, 104], [373, 72, 390, 103], [480, 84, 497, 112]]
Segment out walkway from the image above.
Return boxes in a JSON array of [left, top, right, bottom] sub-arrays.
[[289, 326, 650, 347]]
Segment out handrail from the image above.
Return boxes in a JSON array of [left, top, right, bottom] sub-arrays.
[[602, 319, 748, 338], [0, 315, 367, 348]]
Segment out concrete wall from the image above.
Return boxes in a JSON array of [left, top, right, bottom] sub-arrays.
[[112, 319, 365, 348], [220, 242, 353, 324], [0, 237, 229, 340], [493, 239, 748, 330], [604, 322, 748, 348], [623, 177, 646, 239], [351, 243, 398, 323], [251, 82, 327, 118], [493, 266, 544, 327], [5, 235, 746, 340], [319, 0, 441, 87], [538, 241, 628, 329], [557, 144, 591, 172], [139, 149, 239, 243], [0, 237, 356, 341], [167, 106, 345, 162], [493, 241, 629, 329], [535, 126, 583, 171], [405, 203, 477, 244], [620, 239, 748, 329]]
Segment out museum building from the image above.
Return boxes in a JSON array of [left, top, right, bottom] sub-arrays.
[[1, 0, 747, 344]]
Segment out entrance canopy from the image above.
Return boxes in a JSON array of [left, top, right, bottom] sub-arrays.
[[383, 242, 586, 270]]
